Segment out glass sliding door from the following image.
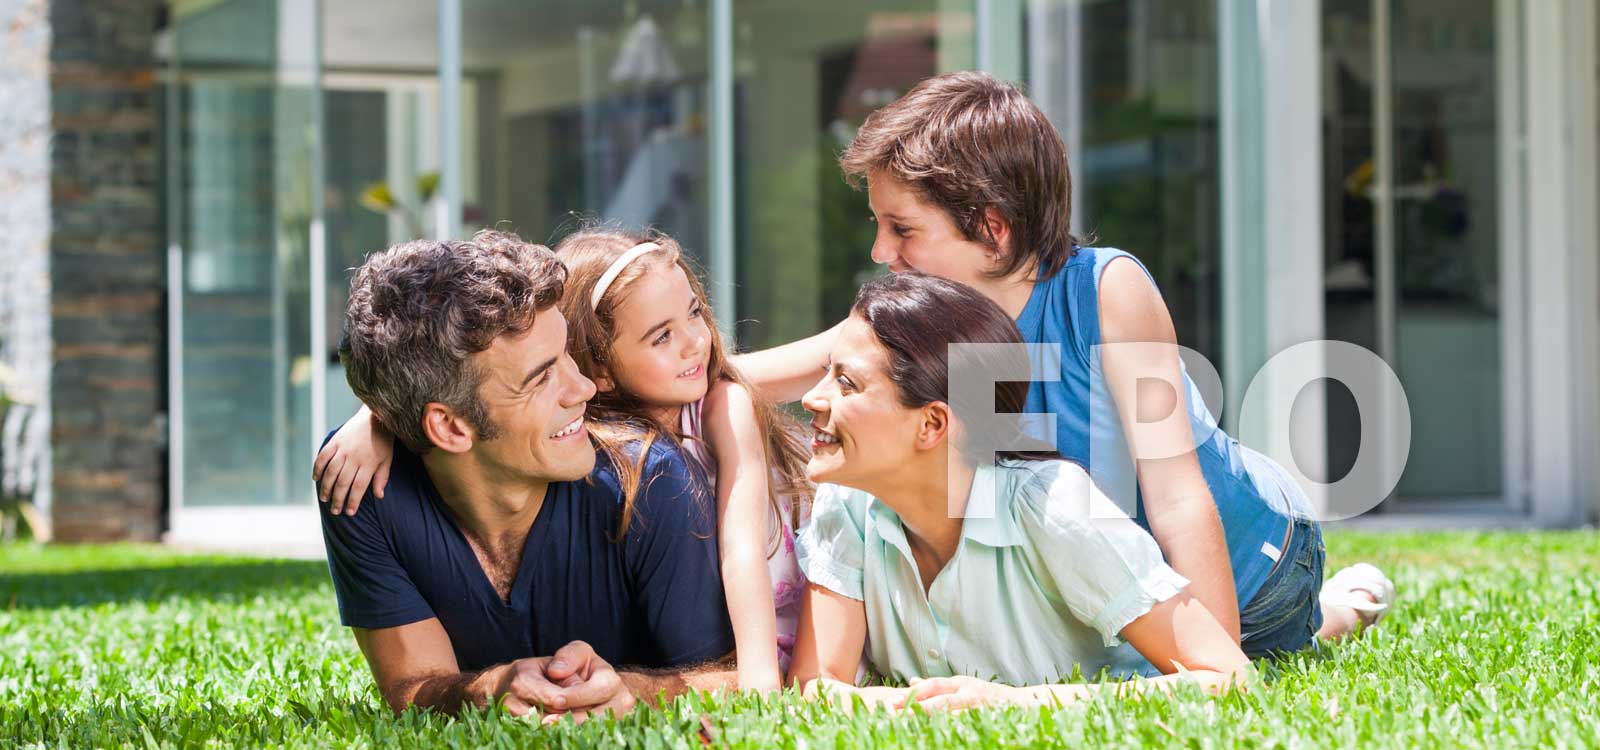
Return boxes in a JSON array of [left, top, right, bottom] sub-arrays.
[[731, 0, 978, 349], [1025, 0, 1224, 368], [1322, 0, 1510, 508], [424, 1, 712, 268], [319, 0, 448, 439], [164, 0, 322, 545]]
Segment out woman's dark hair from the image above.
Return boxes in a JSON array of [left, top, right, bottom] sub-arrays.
[[851, 272, 1053, 464]]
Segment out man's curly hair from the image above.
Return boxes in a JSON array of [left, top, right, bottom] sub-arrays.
[[340, 229, 567, 453]]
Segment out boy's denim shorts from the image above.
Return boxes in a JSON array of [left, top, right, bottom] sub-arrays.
[[1238, 516, 1325, 658]]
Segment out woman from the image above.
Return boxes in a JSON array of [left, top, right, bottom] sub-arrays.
[[742, 72, 1391, 657], [789, 272, 1252, 709]]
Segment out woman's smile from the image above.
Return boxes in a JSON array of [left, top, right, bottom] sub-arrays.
[[810, 422, 840, 450]]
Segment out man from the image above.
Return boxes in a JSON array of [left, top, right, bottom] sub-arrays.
[[321, 230, 736, 720]]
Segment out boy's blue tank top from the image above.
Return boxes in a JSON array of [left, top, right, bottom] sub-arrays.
[[1015, 247, 1304, 608]]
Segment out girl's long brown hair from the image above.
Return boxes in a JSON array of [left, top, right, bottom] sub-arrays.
[[554, 224, 813, 551]]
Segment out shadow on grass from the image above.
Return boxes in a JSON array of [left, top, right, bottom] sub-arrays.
[[1, 559, 331, 611]]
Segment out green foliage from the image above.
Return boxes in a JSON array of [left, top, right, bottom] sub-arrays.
[[2, 532, 1598, 748]]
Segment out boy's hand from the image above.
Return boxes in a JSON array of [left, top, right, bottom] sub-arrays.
[[313, 407, 395, 515]]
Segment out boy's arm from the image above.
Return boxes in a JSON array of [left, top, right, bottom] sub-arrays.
[[729, 320, 844, 403], [1097, 257, 1239, 642]]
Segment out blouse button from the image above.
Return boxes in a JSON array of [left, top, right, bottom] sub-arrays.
[[927, 647, 941, 660]]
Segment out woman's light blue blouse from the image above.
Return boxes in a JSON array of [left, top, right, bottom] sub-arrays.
[[797, 459, 1190, 685]]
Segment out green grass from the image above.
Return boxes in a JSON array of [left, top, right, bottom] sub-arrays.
[[2, 531, 1598, 749]]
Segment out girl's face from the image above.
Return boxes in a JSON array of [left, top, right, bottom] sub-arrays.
[[800, 315, 925, 491], [602, 261, 713, 418], [866, 170, 999, 288]]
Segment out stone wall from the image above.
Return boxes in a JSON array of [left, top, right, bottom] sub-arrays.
[[1, 0, 53, 521], [48, 0, 165, 541]]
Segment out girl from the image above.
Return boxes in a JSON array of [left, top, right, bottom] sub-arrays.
[[315, 226, 813, 692]]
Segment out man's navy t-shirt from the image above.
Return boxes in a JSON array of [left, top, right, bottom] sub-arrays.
[[319, 435, 736, 672]]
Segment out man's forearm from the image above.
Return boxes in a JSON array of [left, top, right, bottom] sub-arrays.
[[620, 662, 738, 706], [386, 665, 501, 716]]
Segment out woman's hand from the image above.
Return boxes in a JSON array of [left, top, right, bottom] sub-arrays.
[[313, 406, 394, 515], [904, 676, 1028, 712]]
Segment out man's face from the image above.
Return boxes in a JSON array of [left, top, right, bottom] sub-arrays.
[[469, 308, 598, 484]]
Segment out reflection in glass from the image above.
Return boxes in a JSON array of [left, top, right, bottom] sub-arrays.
[[460, 1, 710, 266], [732, 2, 977, 349], [1068, 1, 1222, 369]]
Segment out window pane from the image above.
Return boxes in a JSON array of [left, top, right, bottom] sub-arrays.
[[460, 1, 711, 267], [1322, 0, 1504, 499], [168, 0, 317, 507], [1030, 1, 1223, 368]]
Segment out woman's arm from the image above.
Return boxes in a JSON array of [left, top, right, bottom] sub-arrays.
[[910, 589, 1252, 711], [788, 582, 868, 688], [702, 380, 782, 692], [728, 320, 845, 404], [312, 404, 396, 516], [1097, 258, 1240, 642]]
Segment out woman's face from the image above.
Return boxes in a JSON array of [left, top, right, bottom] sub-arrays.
[[866, 170, 999, 288], [800, 315, 926, 491]]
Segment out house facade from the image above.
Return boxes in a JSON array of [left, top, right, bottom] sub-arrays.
[[1, 0, 1595, 547]]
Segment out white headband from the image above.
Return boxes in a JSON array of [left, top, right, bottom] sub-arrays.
[[588, 242, 662, 310]]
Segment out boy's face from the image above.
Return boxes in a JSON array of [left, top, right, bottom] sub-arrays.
[[866, 170, 1003, 288]]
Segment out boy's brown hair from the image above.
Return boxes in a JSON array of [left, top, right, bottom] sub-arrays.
[[840, 70, 1080, 279]]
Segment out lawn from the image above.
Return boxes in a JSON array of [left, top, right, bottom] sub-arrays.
[[2, 531, 1598, 749]]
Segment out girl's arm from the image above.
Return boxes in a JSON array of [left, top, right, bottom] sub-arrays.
[[728, 320, 845, 404], [701, 380, 782, 692], [1096, 257, 1240, 642], [909, 589, 1252, 711], [312, 404, 396, 516]]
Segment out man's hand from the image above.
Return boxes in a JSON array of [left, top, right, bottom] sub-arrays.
[[484, 641, 636, 723]]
